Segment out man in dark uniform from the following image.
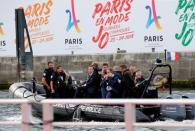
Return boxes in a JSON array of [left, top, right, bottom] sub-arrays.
[[50, 66, 66, 98], [42, 61, 54, 98]]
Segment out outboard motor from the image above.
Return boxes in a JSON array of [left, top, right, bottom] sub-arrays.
[[160, 94, 186, 121], [182, 93, 195, 119]]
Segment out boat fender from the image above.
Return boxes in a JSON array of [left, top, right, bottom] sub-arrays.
[[182, 93, 195, 119], [160, 94, 186, 121]]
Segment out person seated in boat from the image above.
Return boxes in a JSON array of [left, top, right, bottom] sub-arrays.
[[134, 70, 146, 98], [104, 68, 120, 98], [50, 66, 66, 98], [120, 64, 135, 98], [75, 65, 99, 98], [42, 61, 54, 98]]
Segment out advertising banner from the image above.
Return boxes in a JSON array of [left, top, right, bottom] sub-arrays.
[[0, 0, 194, 56]]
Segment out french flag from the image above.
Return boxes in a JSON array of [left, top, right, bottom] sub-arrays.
[[167, 52, 180, 61]]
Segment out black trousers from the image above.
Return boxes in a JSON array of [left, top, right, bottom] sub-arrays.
[[43, 86, 51, 98], [122, 87, 135, 98], [74, 86, 87, 98], [74, 86, 97, 98], [55, 87, 67, 98]]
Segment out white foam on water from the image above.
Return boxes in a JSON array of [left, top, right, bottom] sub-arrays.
[[4, 114, 21, 121]]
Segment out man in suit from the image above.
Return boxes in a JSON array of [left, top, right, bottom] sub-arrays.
[[134, 70, 145, 98], [91, 63, 102, 97], [75, 65, 99, 98], [129, 65, 137, 80], [120, 64, 135, 98], [85, 65, 99, 98]]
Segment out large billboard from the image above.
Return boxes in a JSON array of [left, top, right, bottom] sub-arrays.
[[0, 0, 194, 56]]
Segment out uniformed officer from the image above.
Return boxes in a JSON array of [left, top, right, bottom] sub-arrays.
[[42, 61, 54, 98], [50, 66, 66, 98]]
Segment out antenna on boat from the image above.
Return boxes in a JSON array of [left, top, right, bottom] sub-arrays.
[[15, 8, 33, 82], [32, 77, 37, 94]]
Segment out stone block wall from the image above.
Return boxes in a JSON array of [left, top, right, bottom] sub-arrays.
[[0, 52, 195, 84]]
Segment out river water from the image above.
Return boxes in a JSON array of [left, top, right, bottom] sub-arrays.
[[0, 89, 195, 131]]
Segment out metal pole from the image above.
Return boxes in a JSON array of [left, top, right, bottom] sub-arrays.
[[125, 103, 135, 131], [43, 103, 53, 131], [15, 9, 21, 82], [21, 102, 31, 131], [164, 49, 167, 63], [17, 55, 21, 82]]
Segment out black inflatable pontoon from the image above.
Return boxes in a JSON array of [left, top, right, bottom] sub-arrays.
[[9, 63, 195, 122], [9, 82, 152, 122]]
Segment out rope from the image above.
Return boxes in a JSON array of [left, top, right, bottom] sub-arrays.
[[23, 90, 43, 103], [63, 104, 81, 116]]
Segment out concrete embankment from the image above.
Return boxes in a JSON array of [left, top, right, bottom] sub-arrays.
[[0, 52, 195, 85]]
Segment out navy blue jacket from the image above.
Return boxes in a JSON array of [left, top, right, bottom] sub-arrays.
[[106, 74, 120, 93], [42, 68, 54, 86], [121, 69, 135, 98], [85, 72, 99, 94]]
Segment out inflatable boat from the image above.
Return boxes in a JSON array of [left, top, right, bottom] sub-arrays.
[[9, 63, 195, 122], [9, 82, 154, 122]]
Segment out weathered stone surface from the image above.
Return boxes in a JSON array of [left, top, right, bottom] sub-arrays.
[[0, 52, 194, 83]]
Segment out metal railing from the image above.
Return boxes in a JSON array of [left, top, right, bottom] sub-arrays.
[[41, 99, 195, 131], [0, 99, 31, 131], [1, 99, 195, 131]]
